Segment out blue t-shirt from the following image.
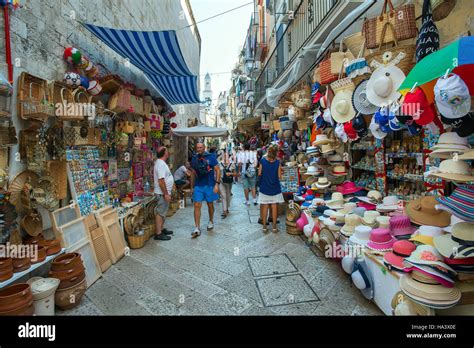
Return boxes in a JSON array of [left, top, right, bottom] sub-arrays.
[[259, 157, 281, 196], [191, 152, 218, 187]]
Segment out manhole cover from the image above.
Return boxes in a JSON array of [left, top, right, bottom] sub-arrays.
[[247, 254, 298, 277], [255, 274, 320, 307]]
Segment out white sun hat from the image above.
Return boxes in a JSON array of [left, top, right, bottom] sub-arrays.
[[366, 65, 405, 107]]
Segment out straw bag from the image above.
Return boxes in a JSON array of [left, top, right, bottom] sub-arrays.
[[130, 95, 144, 115], [291, 84, 311, 110], [345, 39, 372, 86], [330, 62, 354, 94], [431, 0, 456, 21], [362, 0, 417, 49], [73, 88, 94, 119], [344, 32, 367, 57], [330, 42, 354, 75], [108, 88, 131, 113], [319, 53, 339, 85], [18, 72, 54, 121], [364, 23, 416, 75]]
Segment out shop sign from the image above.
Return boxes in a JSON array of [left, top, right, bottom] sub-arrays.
[[261, 112, 270, 130]]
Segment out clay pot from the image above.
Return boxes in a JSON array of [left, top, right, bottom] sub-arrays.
[[0, 300, 34, 316], [0, 269, 13, 282], [39, 239, 61, 255], [51, 253, 82, 271], [0, 284, 33, 312], [49, 265, 85, 282], [12, 257, 31, 273], [0, 257, 13, 270], [31, 246, 47, 264], [57, 272, 85, 290], [55, 278, 87, 310], [24, 233, 44, 245]]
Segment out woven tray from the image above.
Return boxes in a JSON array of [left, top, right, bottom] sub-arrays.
[[47, 160, 68, 200]]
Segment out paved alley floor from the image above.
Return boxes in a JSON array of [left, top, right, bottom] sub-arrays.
[[60, 184, 382, 316]]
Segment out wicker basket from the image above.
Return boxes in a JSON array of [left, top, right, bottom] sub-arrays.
[[364, 23, 416, 76], [143, 224, 156, 240], [47, 160, 68, 200], [286, 221, 302, 235], [17, 72, 54, 121], [128, 234, 146, 249]]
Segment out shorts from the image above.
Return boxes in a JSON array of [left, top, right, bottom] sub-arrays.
[[257, 192, 284, 204], [154, 194, 170, 218], [242, 175, 257, 190], [193, 185, 219, 203]]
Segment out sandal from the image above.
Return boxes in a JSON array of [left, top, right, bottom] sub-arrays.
[[262, 226, 269, 234], [191, 228, 201, 239], [272, 228, 279, 234]]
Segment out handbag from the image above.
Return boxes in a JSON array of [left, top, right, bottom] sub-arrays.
[[345, 39, 372, 85], [362, 0, 417, 50], [431, 0, 456, 21], [108, 88, 131, 113], [330, 42, 354, 75], [416, 0, 440, 63], [319, 53, 339, 85]]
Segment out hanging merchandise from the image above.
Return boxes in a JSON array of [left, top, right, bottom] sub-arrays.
[[63, 72, 81, 88], [430, 0, 457, 22], [362, 0, 417, 50], [330, 41, 354, 75], [401, 87, 437, 126], [416, 0, 440, 63], [434, 73, 471, 119], [319, 52, 339, 85], [366, 63, 405, 107], [330, 75, 355, 124], [352, 79, 379, 116], [63, 47, 82, 65]]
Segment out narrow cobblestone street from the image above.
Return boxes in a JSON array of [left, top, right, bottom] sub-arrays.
[[60, 185, 381, 316]]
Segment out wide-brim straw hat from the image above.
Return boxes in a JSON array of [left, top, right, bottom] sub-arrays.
[[352, 79, 380, 116], [428, 159, 474, 183], [331, 90, 356, 124], [406, 196, 451, 227], [399, 275, 461, 308], [434, 222, 474, 259], [366, 65, 405, 107], [312, 134, 331, 146]]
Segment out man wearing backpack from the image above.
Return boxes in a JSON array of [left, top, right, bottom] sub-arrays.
[[190, 143, 221, 238], [238, 143, 258, 206]]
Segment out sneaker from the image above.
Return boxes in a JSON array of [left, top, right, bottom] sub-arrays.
[[154, 233, 171, 241], [207, 222, 214, 231], [191, 227, 201, 238], [162, 228, 173, 235], [245, 201, 250, 206], [253, 199, 258, 206]]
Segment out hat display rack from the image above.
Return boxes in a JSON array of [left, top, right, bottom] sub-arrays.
[[261, 1, 474, 316]]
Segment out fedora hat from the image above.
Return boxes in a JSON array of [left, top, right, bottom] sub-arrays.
[[367, 228, 396, 251], [336, 181, 364, 195], [406, 196, 451, 227], [410, 225, 444, 246], [312, 134, 331, 146], [403, 245, 456, 275], [435, 185, 474, 223], [376, 196, 399, 212], [428, 159, 474, 183], [339, 202, 358, 215], [434, 222, 474, 260], [357, 190, 382, 205], [376, 216, 390, 229], [305, 165, 322, 176], [327, 154, 344, 165], [389, 215, 417, 238], [366, 65, 405, 107], [443, 215, 466, 234], [407, 264, 456, 286], [429, 132, 470, 158], [349, 225, 372, 246], [331, 165, 347, 177], [340, 214, 362, 237], [320, 140, 342, 155], [331, 90, 356, 123], [352, 79, 379, 116], [399, 274, 461, 308], [383, 240, 417, 271], [362, 210, 381, 227], [315, 177, 331, 189]]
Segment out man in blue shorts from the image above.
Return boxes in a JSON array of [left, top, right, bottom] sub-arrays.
[[190, 143, 221, 238]]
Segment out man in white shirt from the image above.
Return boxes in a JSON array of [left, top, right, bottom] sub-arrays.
[[153, 147, 175, 241], [238, 143, 258, 206], [174, 161, 191, 189]]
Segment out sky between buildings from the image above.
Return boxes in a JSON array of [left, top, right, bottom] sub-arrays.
[[190, 0, 254, 105]]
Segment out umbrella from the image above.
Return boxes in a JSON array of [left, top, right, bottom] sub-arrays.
[[172, 125, 229, 137], [399, 36, 474, 102]]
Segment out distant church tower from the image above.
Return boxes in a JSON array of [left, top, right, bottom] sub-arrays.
[[202, 72, 212, 103]]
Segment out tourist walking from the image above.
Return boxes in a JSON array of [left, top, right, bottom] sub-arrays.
[[238, 143, 258, 206], [219, 150, 236, 219], [153, 147, 175, 241], [258, 144, 284, 233], [190, 143, 221, 238]]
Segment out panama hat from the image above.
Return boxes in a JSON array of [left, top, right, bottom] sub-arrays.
[[383, 240, 417, 271], [327, 154, 344, 165], [434, 222, 474, 259], [331, 165, 347, 177], [349, 225, 372, 246], [376, 216, 390, 229], [399, 275, 461, 308], [339, 202, 358, 215], [410, 225, 444, 246], [428, 159, 474, 183], [352, 79, 379, 116], [362, 210, 381, 227], [340, 214, 362, 237], [312, 134, 331, 146], [376, 196, 399, 212], [406, 196, 451, 227], [406, 264, 455, 286], [331, 88, 356, 124], [325, 192, 344, 210], [315, 177, 331, 189], [366, 65, 405, 107], [358, 190, 383, 205], [443, 215, 466, 233], [305, 165, 322, 176], [428, 132, 470, 158]]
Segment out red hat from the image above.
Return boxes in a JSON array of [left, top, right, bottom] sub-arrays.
[[401, 88, 436, 126], [344, 122, 358, 140], [383, 240, 416, 270], [312, 92, 323, 105]]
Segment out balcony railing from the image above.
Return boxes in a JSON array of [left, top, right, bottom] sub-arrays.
[[254, 0, 339, 107]]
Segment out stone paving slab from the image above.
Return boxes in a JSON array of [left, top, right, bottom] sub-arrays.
[[255, 274, 320, 307], [247, 254, 298, 277]]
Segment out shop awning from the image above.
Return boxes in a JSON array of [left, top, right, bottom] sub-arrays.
[[173, 125, 229, 137], [82, 23, 201, 105]]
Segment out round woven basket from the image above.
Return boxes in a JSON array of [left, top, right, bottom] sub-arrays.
[[286, 220, 302, 235], [143, 224, 156, 240], [20, 213, 43, 237], [128, 234, 146, 249]]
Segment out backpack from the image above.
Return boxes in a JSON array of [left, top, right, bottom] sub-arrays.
[[245, 162, 256, 178], [192, 154, 211, 177], [222, 164, 234, 184]]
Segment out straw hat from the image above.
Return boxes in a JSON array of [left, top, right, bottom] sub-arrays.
[[367, 228, 396, 251], [339, 202, 358, 215], [410, 225, 444, 246], [349, 225, 372, 246], [327, 154, 344, 165], [362, 210, 381, 227], [458, 149, 474, 160], [434, 222, 474, 259], [428, 159, 474, 183], [435, 185, 474, 223], [376, 216, 390, 229], [331, 165, 347, 177], [352, 79, 380, 116], [331, 90, 356, 123], [340, 214, 362, 237], [306, 166, 322, 176], [312, 134, 331, 146], [429, 132, 470, 158], [325, 192, 344, 210], [389, 215, 417, 238], [366, 65, 405, 107], [443, 215, 466, 233], [383, 240, 416, 271], [358, 190, 383, 205], [403, 245, 455, 275], [406, 196, 451, 227], [315, 177, 331, 189], [319, 228, 336, 251], [376, 196, 399, 212]]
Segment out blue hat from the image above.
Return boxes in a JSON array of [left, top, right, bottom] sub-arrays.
[[311, 82, 321, 96], [316, 115, 327, 130]]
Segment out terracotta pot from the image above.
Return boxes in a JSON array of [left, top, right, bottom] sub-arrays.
[[49, 265, 85, 282], [55, 278, 87, 310], [0, 284, 32, 312], [24, 233, 44, 245], [57, 272, 85, 290], [0, 300, 34, 316], [31, 246, 47, 264], [0, 269, 13, 282], [39, 239, 61, 255], [0, 257, 13, 270], [51, 253, 82, 271], [12, 258, 31, 273]]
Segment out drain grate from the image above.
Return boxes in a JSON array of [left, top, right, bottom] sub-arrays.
[[247, 254, 298, 277], [255, 274, 320, 307]]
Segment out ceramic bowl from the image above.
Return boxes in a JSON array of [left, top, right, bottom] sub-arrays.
[[55, 278, 87, 310], [0, 284, 32, 312], [12, 258, 31, 273]]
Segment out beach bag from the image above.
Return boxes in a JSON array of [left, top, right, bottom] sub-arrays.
[[330, 42, 354, 75], [431, 0, 456, 21], [416, 0, 439, 63], [319, 53, 339, 85], [362, 0, 417, 49]]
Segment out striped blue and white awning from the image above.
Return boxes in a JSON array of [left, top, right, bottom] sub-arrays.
[[82, 23, 201, 105]]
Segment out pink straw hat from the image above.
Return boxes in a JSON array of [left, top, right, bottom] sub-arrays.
[[367, 228, 396, 251], [390, 215, 417, 237]]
